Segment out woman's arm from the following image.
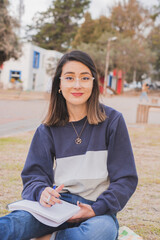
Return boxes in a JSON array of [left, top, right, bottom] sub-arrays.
[[21, 125, 55, 202], [92, 113, 138, 216]]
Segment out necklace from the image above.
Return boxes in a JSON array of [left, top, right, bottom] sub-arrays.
[[71, 118, 88, 144]]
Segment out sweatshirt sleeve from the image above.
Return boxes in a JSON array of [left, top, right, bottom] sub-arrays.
[[21, 125, 55, 202], [92, 113, 138, 216]]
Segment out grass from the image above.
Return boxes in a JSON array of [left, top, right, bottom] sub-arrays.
[[0, 126, 160, 239], [0, 132, 32, 215], [0, 137, 28, 146], [118, 125, 160, 240]]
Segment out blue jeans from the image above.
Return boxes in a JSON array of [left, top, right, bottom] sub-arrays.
[[0, 193, 119, 240], [140, 92, 149, 102]]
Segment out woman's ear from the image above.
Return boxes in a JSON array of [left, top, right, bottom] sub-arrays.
[[58, 89, 62, 94]]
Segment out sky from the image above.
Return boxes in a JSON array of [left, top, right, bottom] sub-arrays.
[[10, 0, 159, 28]]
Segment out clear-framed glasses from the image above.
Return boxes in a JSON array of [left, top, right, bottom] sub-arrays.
[[59, 74, 95, 86]]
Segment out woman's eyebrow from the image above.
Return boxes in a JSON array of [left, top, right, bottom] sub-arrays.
[[64, 72, 75, 75], [64, 71, 91, 75], [81, 72, 91, 75]]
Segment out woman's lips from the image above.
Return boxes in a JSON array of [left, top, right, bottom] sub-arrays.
[[71, 93, 83, 97]]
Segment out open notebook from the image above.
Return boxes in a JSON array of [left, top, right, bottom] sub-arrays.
[[7, 199, 80, 227]]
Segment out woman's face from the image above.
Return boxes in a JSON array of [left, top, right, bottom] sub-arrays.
[[60, 61, 94, 109]]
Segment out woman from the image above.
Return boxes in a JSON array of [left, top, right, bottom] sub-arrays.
[[139, 82, 149, 102], [0, 50, 138, 240]]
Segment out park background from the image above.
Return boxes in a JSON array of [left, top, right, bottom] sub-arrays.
[[0, 0, 160, 239]]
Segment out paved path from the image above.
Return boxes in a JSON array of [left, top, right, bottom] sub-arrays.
[[0, 99, 49, 137], [0, 95, 160, 137], [100, 95, 160, 125]]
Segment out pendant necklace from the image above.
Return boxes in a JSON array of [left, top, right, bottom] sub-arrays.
[[71, 118, 88, 144]]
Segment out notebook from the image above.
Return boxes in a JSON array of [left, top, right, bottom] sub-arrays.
[[7, 199, 80, 227]]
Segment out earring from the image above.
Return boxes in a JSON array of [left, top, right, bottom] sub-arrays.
[[58, 89, 62, 94]]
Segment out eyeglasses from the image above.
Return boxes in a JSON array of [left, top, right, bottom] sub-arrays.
[[60, 75, 95, 86]]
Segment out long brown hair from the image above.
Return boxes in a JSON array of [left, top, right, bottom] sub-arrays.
[[43, 50, 106, 126]]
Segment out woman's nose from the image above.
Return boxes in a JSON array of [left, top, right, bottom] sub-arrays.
[[73, 78, 81, 88]]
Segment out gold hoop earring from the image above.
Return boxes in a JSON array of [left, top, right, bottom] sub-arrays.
[[58, 89, 62, 94]]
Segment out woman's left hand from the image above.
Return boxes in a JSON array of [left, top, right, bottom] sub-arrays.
[[67, 201, 95, 223]]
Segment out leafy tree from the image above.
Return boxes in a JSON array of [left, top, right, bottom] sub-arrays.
[[93, 16, 113, 40], [27, 0, 90, 52], [110, 0, 151, 38], [72, 13, 112, 47], [73, 0, 155, 83], [147, 25, 160, 80], [151, 0, 160, 21], [73, 42, 106, 77], [110, 35, 156, 82], [73, 32, 116, 77], [74, 32, 155, 83], [72, 12, 95, 47], [0, 0, 21, 66]]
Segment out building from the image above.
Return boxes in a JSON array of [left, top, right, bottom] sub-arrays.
[[0, 43, 63, 91]]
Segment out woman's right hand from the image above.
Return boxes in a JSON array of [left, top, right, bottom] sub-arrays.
[[40, 184, 64, 207]]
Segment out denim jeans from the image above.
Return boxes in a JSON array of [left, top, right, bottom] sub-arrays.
[[0, 193, 119, 240], [139, 92, 149, 102]]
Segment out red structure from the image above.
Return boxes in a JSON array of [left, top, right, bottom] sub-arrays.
[[108, 69, 123, 94], [99, 69, 123, 95], [117, 70, 123, 94]]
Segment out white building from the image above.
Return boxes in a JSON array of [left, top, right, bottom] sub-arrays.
[[0, 43, 63, 91]]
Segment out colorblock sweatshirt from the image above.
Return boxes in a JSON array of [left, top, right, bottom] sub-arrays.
[[21, 105, 138, 216]]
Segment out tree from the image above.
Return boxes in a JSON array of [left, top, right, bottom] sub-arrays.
[[72, 0, 155, 83], [110, 35, 156, 82], [72, 12, 95, 47], [73, 32, 116, 77], [110, 0, 151, 38], [147, 25, 160, 80], [27, 0, 90, 52], [151, 0, 160, 21], [0, 0, 21, 66], [74, 42, 106, 77], [72, 13, 112, 47], [74, 32, 155, 83]]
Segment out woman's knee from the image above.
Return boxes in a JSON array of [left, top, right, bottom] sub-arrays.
[[0, 210, 54, 240], [0, 210, 34, 239], [81, 215, 118, 240]]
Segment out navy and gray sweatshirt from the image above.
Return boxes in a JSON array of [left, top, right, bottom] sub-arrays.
[[21, 105, 138, 216]]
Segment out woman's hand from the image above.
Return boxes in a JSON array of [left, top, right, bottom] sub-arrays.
[[40, 184, 64, 207], [68, 201, 95, 223]]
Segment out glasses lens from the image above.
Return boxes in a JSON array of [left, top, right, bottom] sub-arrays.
[[81, 75, 92, 81], [64, 76, 74, 81]]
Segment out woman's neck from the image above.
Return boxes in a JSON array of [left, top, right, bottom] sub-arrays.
[[67, 104, 87, 122]]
